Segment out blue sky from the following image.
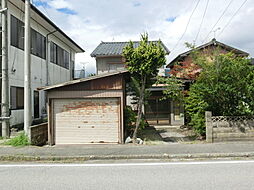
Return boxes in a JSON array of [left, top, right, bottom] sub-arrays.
[[32, 0, 254, 74]]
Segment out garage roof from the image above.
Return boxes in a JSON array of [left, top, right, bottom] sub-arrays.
[[39, 70, 128, 91]]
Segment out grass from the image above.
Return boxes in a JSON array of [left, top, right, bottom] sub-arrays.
[[4, 132, 30, 147]]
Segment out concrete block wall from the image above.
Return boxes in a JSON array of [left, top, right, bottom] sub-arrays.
[[30, 123, 48, 146], [206, 111, 254, 143]]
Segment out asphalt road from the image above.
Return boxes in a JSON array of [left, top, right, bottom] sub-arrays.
[[0, 160, 254, 190]]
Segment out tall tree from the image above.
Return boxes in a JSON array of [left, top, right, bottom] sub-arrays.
[[185, 53, 254, 136], [123, 33, 166, 142]]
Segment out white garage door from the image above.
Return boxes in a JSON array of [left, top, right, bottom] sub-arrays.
[[53, 98, 120, 144]]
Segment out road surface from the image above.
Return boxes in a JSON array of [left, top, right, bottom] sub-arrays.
[[0, 160, 254, 190]]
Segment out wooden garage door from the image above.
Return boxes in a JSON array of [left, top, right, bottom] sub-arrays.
[[53, 98, 120, 144]]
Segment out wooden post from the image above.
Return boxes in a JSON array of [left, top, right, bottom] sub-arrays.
[[206, 111, 213, 143], [47, 99, 52, 146]]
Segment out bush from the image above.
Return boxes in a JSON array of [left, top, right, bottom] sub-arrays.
[[4, 132, 30, 147], [185, 84, 208, 136], [185, 53, 254, 136], [124, 106, 148, 137]]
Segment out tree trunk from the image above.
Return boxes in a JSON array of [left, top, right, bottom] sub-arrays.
[[132, 76, 146, 143]]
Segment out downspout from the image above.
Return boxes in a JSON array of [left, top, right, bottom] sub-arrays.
[[44, 31, 57, 122], [46, 30, 57, 86]]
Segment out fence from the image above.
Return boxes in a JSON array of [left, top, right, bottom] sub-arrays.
[[30, 123, 48, 146], [206, 111, 254, 143]]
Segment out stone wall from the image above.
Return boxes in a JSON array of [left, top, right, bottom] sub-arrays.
[[30, 123, 48, 146], [206, 111, 254, 142]]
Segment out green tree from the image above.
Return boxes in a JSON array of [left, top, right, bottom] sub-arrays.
[[123, 33, 166, 142], [186, 53, 254, 136], [156, 76, 184, 102]]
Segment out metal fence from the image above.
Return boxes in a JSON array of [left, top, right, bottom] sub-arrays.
[[74, 70, 86, 79]]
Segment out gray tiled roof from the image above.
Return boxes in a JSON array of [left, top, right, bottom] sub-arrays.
[[90, 41, 170, 57]]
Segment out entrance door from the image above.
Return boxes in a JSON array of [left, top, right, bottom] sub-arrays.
[[145, 98, 171, 125]]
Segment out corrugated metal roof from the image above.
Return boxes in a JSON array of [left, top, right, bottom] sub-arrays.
[[91, 41, 170, 57], [39, 69, 128, 91]]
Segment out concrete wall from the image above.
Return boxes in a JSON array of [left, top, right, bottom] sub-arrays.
[[30, 122, 48, 146], [206, 111, 254, 143], [7, 1, 76, 126]]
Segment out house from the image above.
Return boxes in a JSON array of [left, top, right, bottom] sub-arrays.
[[166, 38, 249, 79], [91, 41, 170, 75], [91, 41, 185, 126], [165, 39, 250, 125], [1, 0, 84, 128], [40, 70, 128, 145]]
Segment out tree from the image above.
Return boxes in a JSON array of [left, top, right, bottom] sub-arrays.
[[123, 33, 166, 142], [185, 53, 254, 136], [156, 76, 184, 102]]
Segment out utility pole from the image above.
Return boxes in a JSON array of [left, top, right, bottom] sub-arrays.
[[24, 0, 31, 137], [1, 0, 10, 137]]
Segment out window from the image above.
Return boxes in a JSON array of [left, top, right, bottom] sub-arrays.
[[50, 42, 57, 64], [31, 28, 46, 59], [10, 86, 24, 110], [57, 46, 64, 67], [50, 42, 70, 69], [11, 15, 46, 59], [11, 15, 24, 50], [63, 50, 70, 69]]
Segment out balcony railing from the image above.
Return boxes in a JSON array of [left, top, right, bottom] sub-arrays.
[[74, 70, 86, 79]]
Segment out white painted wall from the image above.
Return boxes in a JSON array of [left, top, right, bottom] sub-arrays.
[[7, 1, 77, 126], [96, 57, 125, 75]]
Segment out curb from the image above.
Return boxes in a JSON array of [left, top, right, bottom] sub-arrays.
[[0, 152, 254, 162]]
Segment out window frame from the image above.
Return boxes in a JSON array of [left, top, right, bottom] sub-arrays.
[[50, 41, 70, 69], [10, 15, 24, 50], [11, 15, 46, 59], [10, 86, 24, 110]]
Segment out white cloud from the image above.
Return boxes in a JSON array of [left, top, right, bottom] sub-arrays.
[[33, 0, 254, 74]]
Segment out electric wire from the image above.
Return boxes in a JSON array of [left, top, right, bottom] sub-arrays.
[[170, 0, 201, 53], [194, 0, 210, 44], [217, 0, 248, 38], [203, 0, 234, 42]]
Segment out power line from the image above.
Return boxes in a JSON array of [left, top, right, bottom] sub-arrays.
[[203, 0, 234, 42], [32, 0, 53, 21], [194, 0, 210, 44], [218, 0, 248, 38], [171, 0, 201, 53]]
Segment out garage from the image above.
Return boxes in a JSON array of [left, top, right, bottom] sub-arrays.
[[54, 98, 120, 144], [40, 70, 128, 145]]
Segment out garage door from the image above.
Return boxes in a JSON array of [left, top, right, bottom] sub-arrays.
[[53, 98, 120, 144]]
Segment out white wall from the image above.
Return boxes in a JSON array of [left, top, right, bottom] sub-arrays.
[[7, 2, 76, 126], [96, 57, 124, 74]]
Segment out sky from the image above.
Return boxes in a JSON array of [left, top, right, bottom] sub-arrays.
[[32, 0, 253, 75]]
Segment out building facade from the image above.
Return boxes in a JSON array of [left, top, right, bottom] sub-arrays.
[[91, 41, 185, 126], [1, 0, 84, 127]]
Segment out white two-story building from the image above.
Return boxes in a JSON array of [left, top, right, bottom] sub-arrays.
[[1, 0, 84, 127]]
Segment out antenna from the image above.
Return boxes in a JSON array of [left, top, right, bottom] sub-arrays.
[[213, 27, 221, 39]]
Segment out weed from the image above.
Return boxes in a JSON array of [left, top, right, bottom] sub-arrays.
[[4, 132, 30, 147]]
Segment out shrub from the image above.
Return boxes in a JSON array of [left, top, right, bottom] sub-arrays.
[[4, 132, 30, 147], [124, 106, 148, 137], [185, 53, 254, 136]]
